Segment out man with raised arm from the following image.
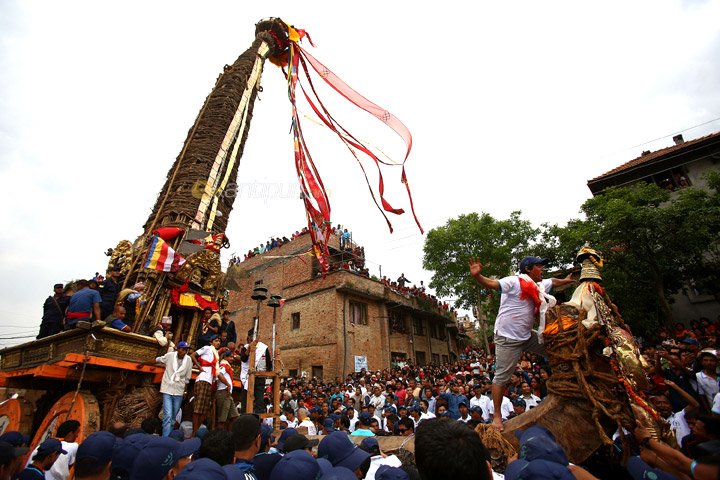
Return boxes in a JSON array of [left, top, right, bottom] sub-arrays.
[[468, 256, 574, 431]]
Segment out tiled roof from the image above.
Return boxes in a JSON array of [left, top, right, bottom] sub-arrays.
[[589, 130, 720, 182]]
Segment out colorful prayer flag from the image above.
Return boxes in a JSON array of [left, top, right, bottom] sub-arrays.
[[144, 235, 186, 272]]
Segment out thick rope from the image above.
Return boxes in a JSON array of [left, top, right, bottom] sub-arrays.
[[545, 322, 631, 448]]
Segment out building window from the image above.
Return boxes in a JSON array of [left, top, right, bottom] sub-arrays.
[[312, 365, 323, 380], [431, 354, 440, 365], [289, 369, 298, 377], [291, 312, 300, 330], [450, 353, 457, 363], [429, 323, 438, 339], [391, 352, 407, 368], [416, 351, 426, 365], [413, 318, 425, 336], [349, 301, 368, 325], [439, 326, 447, 341], [389, 311, 406, 334], [442, 355, 448, 364]]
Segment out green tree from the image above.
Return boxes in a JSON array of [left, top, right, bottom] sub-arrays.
[[536, 173, 720, 334], [422, 212, 538, 351]]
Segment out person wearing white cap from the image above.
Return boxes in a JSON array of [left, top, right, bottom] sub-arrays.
[[149, 316, 176, 352]]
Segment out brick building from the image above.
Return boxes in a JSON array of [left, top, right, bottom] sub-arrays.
[[227, 234, 460, 381]]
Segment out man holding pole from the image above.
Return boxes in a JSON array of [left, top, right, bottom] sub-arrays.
[[239, 328, 272, 414], [468, 256, 574, 431]]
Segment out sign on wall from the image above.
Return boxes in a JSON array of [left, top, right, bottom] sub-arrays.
[[354, 355, 368, 372]]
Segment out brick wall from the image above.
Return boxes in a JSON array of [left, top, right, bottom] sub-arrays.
[[227, 250, 460, 381]]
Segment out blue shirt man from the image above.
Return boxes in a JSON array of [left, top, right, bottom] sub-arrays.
[[66, 281, 102, 329], [439, 384, 468, 420]]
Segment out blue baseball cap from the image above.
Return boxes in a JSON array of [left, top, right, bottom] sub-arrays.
[[408, 404, 421, 412], [0, 441, 28, 464], [111, 433, 150, 475], [310, 406, 322, 413], [323, 418, 336, 432], [175, 458, 225, 479], [470, 406, 484, 414], [177, 341, 189, 349], [0, 431, 30, 447], [376, 465, 410, 480], [358, 412, 373, 424], [359, 437, 380, 455], [210, 334, 220, 341], [626, 456, 678, 480], [317, 458, 333, 476], [343, 406, 354, 412], [320, 466, 359, 480], [519, 256, 549, 273], [438, 411, 450, 417], [512, 398, 526, 408], [194, 427, 209, 439], [505, 459, 575, 480], [37, 438, 68, 456], [515, 426, 568, 466], [270, 450, 320, 480], [260, 423, 273, 448], [318, 431, 370, 471], [276, 428, 298, 452], [76, 431, 119, 473], [131, 436, 201, 480], [169, 430, 185, 442]]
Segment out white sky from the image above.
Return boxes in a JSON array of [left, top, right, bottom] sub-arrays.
[[1, 1, 720, 347]]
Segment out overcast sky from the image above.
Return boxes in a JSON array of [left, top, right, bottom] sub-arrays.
[[1, 1, 719, 347]]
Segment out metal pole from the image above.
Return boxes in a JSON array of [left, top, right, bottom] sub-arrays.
[[271, 307, 277, 371], [253, 301, 260, 340]]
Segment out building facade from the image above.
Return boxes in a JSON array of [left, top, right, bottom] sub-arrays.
[[227, 235, 460, 381], [587, 131, 720, 322]]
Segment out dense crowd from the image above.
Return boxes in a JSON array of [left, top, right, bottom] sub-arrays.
[[5, 333, 720, 480], [233, 224, 357, 265]]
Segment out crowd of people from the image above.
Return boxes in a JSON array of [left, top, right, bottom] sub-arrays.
[[233, 224, 358, 266], [3, 333, 719, 480]]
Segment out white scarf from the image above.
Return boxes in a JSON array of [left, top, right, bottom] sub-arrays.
[[171, 354, 192, 384], [518, 274, 556, 344]]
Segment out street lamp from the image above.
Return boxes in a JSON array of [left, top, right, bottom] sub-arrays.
[[267, 294, 283, 370], [250, 286, 268, 340]]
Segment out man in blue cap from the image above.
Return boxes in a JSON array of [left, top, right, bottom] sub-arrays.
[[469, 255, 574, 431], [139, 340, 193, 436], [75, 431, 122, 479], [17, 439, 66, 480], [131, 435, 200, 480], [350, 412, 375, 437], [0, 440, 28, 479], [318, 431, 371, 479]]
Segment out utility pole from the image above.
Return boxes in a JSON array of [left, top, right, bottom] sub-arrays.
[[476, 286, 491, 353]]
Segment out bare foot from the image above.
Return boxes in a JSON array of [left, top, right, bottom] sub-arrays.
[[491, 418, 504, 432]]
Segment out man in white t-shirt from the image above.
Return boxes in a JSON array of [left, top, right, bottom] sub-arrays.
[[190, 335, 221, 436], [487, 395, 514, 421], [25, 420, 80, 480], [650, 379, 700, 448], [469, 255, 574, 431], [520, 381, 542, 409], [695, 351, 719, 411]]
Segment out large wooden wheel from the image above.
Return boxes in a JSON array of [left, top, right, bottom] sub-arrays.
[[28, 391, 100, 452], [0, 397, 34, 436]]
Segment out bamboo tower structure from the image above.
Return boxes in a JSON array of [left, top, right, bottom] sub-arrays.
[[106, 18, 290, 343]]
